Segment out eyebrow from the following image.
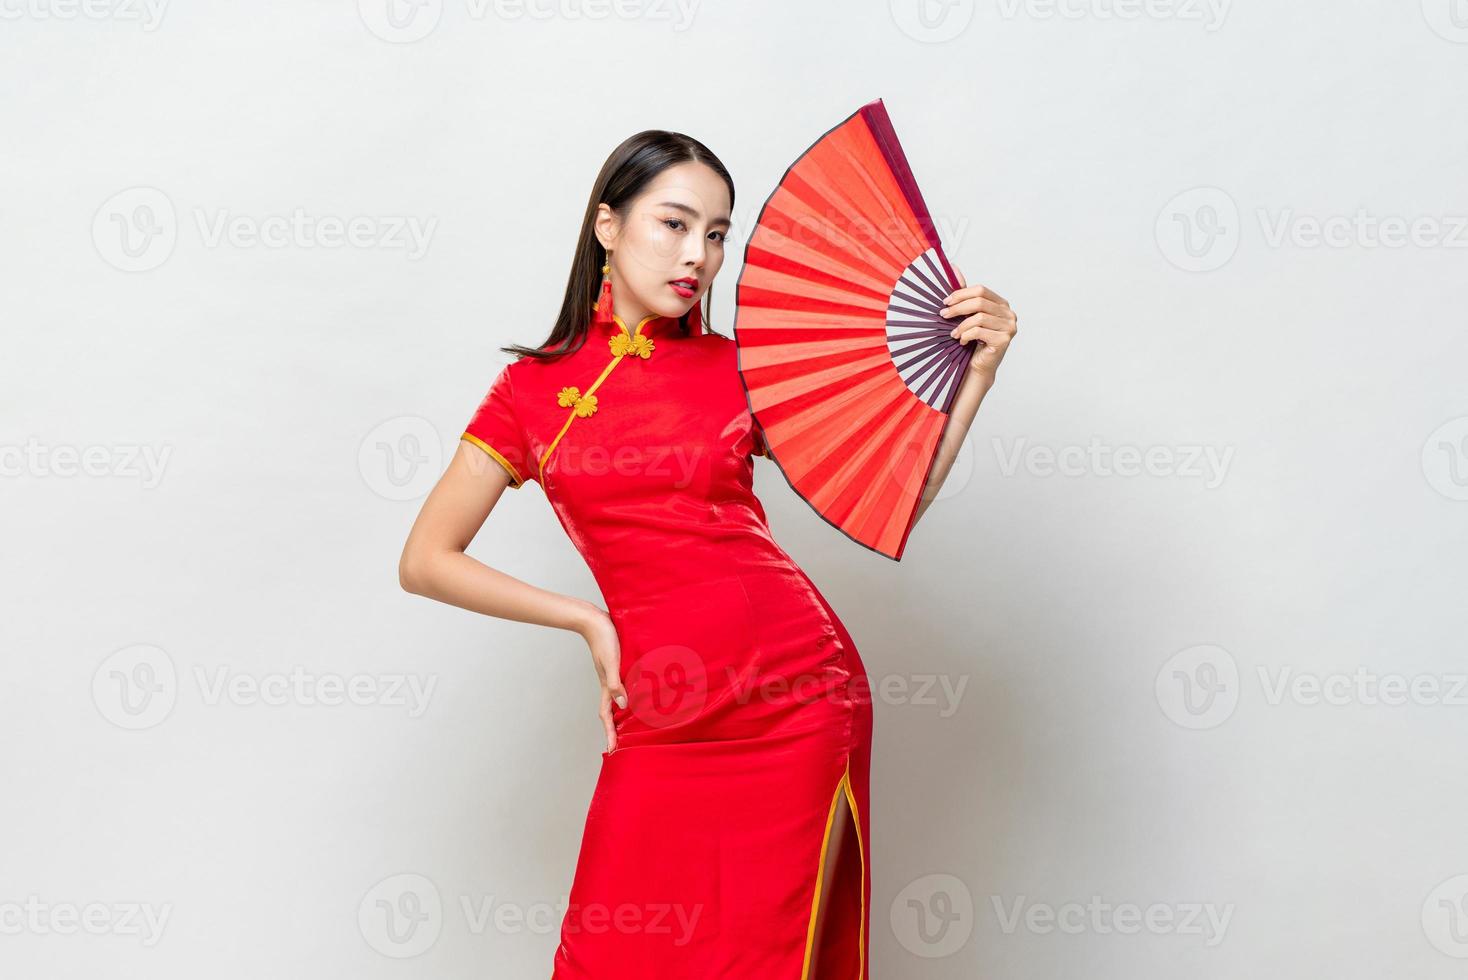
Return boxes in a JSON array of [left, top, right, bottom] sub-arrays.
[[658, 201, 732, 230]]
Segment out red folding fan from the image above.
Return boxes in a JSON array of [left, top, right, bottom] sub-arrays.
[[733, 98, 971, 561]]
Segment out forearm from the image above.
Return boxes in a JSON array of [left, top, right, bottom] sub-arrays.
[[402, 549, 602, 636], [912, 368, 994, 527]]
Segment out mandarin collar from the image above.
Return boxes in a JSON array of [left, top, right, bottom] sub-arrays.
[[590, 301, 702, 340]]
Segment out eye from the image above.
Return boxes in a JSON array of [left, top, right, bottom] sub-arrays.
[[709, 230, 728, 244], [663, 218, 686, 232]]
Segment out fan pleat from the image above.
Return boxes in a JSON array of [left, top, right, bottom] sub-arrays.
[[743, 243, 889, 302], [767, 368, 905, 481], [782, 165, 915, 277], [758, 201, 904, 292], [745, 353, 894, 427], [743, 218, 898, 291], [808, 394, 937, 548]]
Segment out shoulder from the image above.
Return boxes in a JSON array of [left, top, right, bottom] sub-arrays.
[[699, 330, 737, 357]]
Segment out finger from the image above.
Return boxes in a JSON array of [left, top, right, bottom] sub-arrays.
[[600, 700, 618, 754], [948, 311, 1017, 338], [952, 263, 967, 290], [943, 283, 1008, 307], [940, 297, 1013, 321], [977, 284, 1009, 306], [955, 324, 1011, 349], [605, 672, 627, 711]]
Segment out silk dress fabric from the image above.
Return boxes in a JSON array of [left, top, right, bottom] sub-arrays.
[[462, 306, 874, 978]]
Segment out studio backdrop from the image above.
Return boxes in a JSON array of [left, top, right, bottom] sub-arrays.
[[2, 2, 1465, 978]]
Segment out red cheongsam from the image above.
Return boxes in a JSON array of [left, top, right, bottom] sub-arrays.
[[462, 302, 873, 978]]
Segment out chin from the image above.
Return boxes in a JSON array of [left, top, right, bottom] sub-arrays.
[[648, 297, 694, 319]]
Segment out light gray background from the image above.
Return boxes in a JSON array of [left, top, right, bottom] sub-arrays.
[[3, 1, 1466, 977]]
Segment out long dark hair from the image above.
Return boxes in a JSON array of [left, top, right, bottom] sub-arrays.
[[501, 130, 736, 360]]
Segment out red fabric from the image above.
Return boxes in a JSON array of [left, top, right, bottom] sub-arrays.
[[463, 363, 531, 487], [462, 311, 873, 977]]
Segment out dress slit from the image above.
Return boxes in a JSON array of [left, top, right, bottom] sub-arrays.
[[800, 759, 868, 978]]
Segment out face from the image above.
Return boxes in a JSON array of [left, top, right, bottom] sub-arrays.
[[595, 161, 733, 324]]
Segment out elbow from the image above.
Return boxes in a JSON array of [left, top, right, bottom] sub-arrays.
[[398, 548, 426, 595]]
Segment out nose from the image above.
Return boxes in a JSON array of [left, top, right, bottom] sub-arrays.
[[683, 233, 707, 270]]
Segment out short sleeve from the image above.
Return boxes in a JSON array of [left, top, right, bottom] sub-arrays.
[[751, 416, 770, 458], [461, 364, 532, 488]]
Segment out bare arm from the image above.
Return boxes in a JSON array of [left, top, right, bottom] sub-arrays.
[[910, 274, 1018, 530], [398, 441, 628, 751], [912, 368, 995, 527], [398, 442, 592, 627]]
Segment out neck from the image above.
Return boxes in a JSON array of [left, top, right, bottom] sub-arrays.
[[590, 300, 701, 339], [607, 283, 654, 332]]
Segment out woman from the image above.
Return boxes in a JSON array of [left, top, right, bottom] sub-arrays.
[[398, 129, 1016, 978]]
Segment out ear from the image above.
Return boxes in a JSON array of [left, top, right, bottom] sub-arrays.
[[592, 203, 619, 252]]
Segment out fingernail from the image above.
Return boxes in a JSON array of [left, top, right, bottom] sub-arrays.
[[939, 307, 950, 317], [615, 695, 627, 709]]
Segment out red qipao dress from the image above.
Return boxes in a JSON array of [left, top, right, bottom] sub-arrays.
[[461, 302, 874, 978]]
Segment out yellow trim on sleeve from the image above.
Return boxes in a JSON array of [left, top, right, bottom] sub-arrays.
[[460, 432, 524, 488]]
